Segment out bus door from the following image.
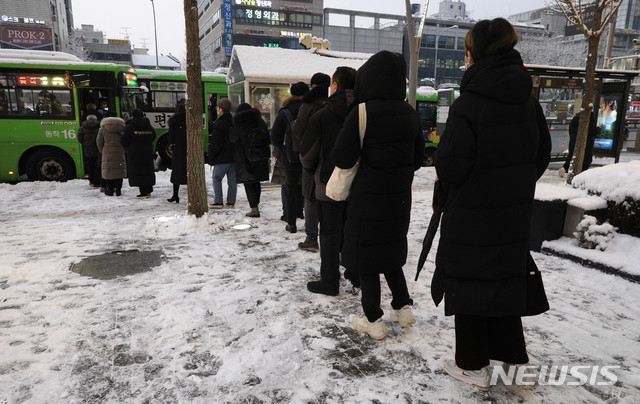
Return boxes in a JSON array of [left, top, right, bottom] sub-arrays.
[[77, 88, 112, 121], [206, 93, 218, 135]]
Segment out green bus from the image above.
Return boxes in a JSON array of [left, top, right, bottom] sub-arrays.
[[0, 49, 139, 182], [415, 87, 439, 166], [135, 69, 228, 165]]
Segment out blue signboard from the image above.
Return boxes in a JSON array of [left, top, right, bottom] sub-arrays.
[[223, 0, 234, 57]]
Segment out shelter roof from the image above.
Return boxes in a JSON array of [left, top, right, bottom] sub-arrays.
[[227, 45, 372, 85]]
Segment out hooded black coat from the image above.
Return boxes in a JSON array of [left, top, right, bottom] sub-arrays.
[[331, 51, 423, 275], [271, 97, 303, 169], [78, 118, 100, 158], [121, 116, 156, 188], [230, 108, 270, 183], [167, 111, 187, 185], [208, 112, 235, 165], [300, 89, 353, 202], [294, 85, 329, 199], [433, 49, 552, 317]]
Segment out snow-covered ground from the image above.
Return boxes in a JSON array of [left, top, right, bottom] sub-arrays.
[[1, 160, 639, 403]]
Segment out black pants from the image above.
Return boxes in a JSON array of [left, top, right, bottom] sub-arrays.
[[454, 315, 529, 370], [285, 168, 302, 226], [84, 156, 99, 186], [563, 130, 593, 172], [244, 182, 261, 208], [104, 178, 123, 192], [361, 270, 412, 323], [318, 200, 346, 286]]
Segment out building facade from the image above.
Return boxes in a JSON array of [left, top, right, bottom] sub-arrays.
[[511, 1, 640, 66], [0, 0, 72, 52], [509, 7, 567, 37], [197, 0, 325, 69], [324, 7, 543, 87], [72, 24, 132, 65], [432, 0, 467, 19]]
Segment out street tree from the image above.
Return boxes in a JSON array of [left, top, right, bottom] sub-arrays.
[[553, 0, 623, 183], [184, 0, 208, 217]]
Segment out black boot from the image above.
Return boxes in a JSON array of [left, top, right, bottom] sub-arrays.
[[168, 184, 179, 203], [298, 236, 319, 252], [344, 269, 360, 288], [307, 280, 339, 296]]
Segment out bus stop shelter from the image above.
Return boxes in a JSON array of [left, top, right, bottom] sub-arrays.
[[226, 45, 370, 127], [526, 65, 638, 163]]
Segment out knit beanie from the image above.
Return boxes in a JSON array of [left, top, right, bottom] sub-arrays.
[[290, 82, 309, 96]]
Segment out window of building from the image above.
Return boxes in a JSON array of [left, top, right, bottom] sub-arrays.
[[438, 36, 456, 49], [422, 34, 436, 48]]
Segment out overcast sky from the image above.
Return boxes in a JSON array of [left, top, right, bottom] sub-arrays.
[[71, 0, 551, 59]]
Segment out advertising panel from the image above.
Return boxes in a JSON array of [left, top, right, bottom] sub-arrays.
[[223, 0, 234, 57], [0, 26, 53, 50]]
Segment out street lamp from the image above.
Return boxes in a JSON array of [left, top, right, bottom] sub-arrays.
[[433, 25, 458, 87], [150, 0, 159, 69]]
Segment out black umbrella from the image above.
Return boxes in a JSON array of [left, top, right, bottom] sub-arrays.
[[415, 180, 446, 281]]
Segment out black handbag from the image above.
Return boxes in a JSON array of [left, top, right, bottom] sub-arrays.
[[524, 253, 550, 316]]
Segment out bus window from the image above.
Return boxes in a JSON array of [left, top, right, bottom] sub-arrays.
[[35, 89, 73, 118], [417, 101, 437, 142], [152, 90, 185, 110], [417, 101, 436, 128], [0, 88, 8, 114]]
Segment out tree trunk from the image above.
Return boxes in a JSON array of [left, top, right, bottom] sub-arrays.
[[567, 7, 603, 184], [184, 0, 208, 216]]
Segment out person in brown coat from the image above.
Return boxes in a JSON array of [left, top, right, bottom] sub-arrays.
[[96, 111, 126, 196]]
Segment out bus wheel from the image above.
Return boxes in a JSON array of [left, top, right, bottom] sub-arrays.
[[424, 148, 437, 167], [157, 136, 174, 167], [26, 149, 75, 181]]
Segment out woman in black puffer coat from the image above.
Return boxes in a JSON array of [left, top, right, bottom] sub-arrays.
[[230, 103, 270, 217], [331, 51, 424, 340], [167, 104, 187, 203], [433, 18, 552, 389], [121, 109, 156, 198]]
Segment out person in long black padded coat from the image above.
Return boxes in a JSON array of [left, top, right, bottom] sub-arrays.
[[166, 104, 187, 203], [331, 50, 424, 340], [121, 109, 156, 198], [433, 18, 551, 390]]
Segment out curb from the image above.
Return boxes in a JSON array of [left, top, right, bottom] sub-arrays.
[[541, 247, 640, 284]]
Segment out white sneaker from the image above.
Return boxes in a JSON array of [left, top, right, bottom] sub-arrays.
[[558, 167, 566, 178], [499, 362, 539, 389], [444, 359, 491, 390], [352, 315, 388, 340], [389, 305, 416, 327]]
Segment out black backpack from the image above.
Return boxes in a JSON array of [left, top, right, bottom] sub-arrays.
[[282, 109, 297, 161]]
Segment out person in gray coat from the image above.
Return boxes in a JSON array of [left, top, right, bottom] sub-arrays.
[[96, 111, 126, 196]]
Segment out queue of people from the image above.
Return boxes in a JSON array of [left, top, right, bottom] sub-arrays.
[[82, 17, 553, 392]]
